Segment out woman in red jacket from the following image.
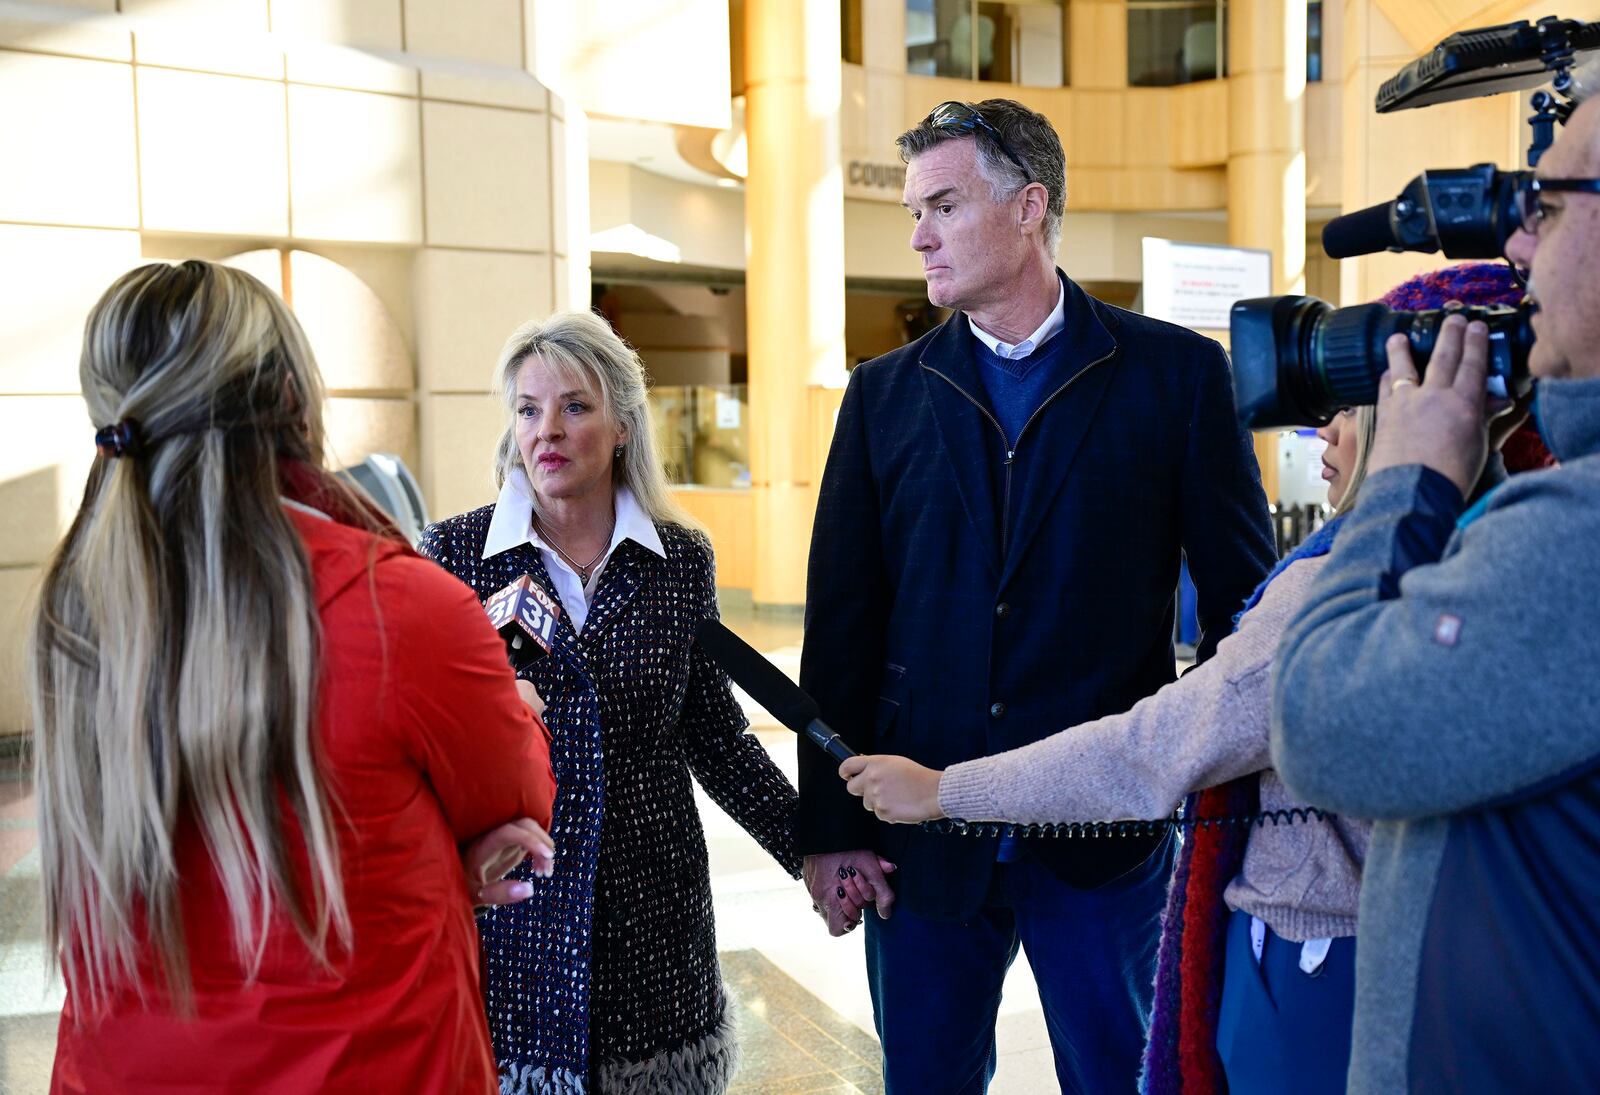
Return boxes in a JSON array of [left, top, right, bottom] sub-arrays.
[[29, 259, 557, 1094]]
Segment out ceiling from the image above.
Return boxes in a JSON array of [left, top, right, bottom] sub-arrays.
[[587, 116, 742, 190]]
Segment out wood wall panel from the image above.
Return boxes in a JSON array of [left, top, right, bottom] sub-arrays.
[[845, 69, 1233, 212], [1228, 69, 1305, 157], [671, 488, 755, 589], [1172, 81, 1229, 167], [1068, 0, 1127, 90], [1372, 0, 1547, 52], [1066, 90, 1126, 166], [1122, 89, 1172, 167]]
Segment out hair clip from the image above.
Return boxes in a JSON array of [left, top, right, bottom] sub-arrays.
[[95, 419, 141, 458]]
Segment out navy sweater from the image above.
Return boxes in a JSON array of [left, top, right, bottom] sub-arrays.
[[970, 322, 1072, 446]]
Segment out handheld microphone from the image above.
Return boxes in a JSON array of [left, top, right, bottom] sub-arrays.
[[692, 618, 857, 763], [485, 575, 561, 670]]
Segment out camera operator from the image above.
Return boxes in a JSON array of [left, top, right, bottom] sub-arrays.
[[1270, 92, 1600, 1094]]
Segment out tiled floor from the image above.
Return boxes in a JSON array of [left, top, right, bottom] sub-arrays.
[[722, 950, 883, 1095], [1, 763, 59, 1095], [0, 604, 1061, 1094]]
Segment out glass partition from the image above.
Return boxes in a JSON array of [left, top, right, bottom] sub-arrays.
[[650, 384, 751, 489], [906, 0, 1065, 86], [1127, 0, 1226, 87]]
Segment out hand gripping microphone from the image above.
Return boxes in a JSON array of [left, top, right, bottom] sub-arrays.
[[485, 575, 561, 670], [694, 619, 1332, 840], [693, 618, 856, 763]]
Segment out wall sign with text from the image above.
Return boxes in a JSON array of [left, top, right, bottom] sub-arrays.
[[845, 159, 907, 199], [1141, 238, 1272, 330]]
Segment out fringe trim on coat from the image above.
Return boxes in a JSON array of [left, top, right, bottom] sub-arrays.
[[499, 1063, 587, 1095], [596, 996, 741, 1095]]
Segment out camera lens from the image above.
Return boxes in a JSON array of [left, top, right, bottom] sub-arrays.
[[1311, 303, 1406, 411], [1230, 296, 1533, 429]]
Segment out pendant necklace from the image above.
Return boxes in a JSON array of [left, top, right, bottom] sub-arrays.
[[536, 514, 614, 584]]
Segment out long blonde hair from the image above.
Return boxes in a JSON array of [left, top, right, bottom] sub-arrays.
[[490, 310, 694, 529], [29, 260, 353, 1012], [1332, 404, 1378, 516]]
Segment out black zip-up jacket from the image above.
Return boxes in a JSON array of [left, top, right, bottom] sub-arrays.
[[799, 273, 1276, 919]]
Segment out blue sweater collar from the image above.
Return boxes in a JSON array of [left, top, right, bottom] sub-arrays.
[[919, 271, 1116, 390]]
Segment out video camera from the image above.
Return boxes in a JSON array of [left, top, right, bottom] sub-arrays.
[[1230, 16, 1599, 428]]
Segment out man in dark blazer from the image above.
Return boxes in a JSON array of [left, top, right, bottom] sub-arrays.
[[798, 99, 1276, 1093]]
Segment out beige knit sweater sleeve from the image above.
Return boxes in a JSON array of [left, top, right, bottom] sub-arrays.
[[938, 554, 1327, 825]]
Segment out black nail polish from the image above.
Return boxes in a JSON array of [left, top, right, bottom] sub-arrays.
[[836, 886, 846, 899], [837, 866, 848, 879], [847, 867, 857, 877]]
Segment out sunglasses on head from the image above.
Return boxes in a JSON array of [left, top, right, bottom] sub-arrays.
[[925, 101, 1034, 183]]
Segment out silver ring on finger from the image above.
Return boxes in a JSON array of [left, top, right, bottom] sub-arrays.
[[1391, 378, 1417, 392]]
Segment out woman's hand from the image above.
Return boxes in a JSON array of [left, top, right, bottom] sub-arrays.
[[463, 818, 556, 907], [515, 678, 546, 719], [839, 755, 947, 824]]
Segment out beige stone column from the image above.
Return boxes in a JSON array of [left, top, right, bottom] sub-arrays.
[[1228, 0, 1307, 294], [744, 0, 848, 606], [1228, 0, 1307, 498]]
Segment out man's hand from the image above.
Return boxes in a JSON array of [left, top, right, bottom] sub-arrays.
[[464, 817, 555, 907], [803, 851, 897, 936], [1367, 315, 1492, 498], [839, 755, 947, 824]]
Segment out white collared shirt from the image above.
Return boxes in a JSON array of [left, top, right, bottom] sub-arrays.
[[968, 278, 1066, 360], [481, 468, 666, 635]]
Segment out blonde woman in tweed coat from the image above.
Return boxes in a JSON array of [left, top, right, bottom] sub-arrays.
[[417, 311, 801, 1094]]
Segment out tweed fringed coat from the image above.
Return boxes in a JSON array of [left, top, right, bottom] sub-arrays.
[[417, 509, 801, 1095]]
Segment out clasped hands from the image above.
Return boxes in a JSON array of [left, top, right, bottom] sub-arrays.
[[801, 755, 947, 937]]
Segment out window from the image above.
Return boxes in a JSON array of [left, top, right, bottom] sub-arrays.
[[842, 0, 864, 65], [906, 0, 1065, 86], [1308, 0, 1323, 83], [1127, 0, 1226, 87], [650, 385, 750, 489]]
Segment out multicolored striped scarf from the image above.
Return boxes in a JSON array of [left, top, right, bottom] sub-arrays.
[[1139, 513, 1346, 1095]]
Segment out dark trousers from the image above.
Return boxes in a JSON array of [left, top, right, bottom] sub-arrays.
[[863, 839, 1174, 1095], [1216, 909, 1357, 1095]]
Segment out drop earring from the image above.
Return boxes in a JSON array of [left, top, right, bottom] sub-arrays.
[[614, 444, 625, 460]]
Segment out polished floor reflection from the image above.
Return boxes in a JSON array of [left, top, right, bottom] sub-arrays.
[[723, 949, 883, 1095], [1, 757, 58, 1093]]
